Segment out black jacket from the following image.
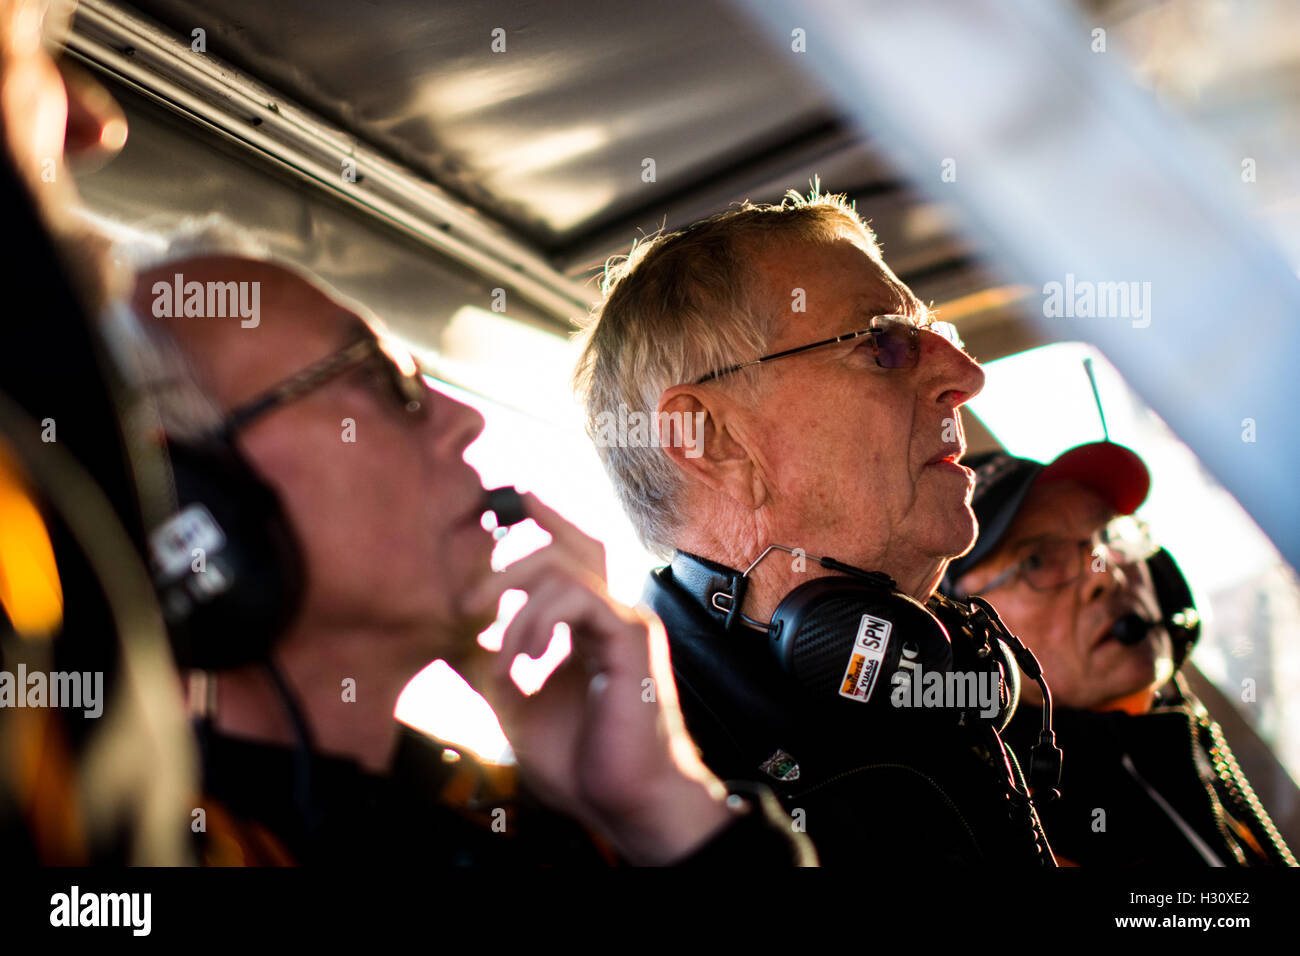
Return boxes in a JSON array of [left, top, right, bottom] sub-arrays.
[[1001, 679, 1296, 867], [644, 551, 1056, 867], [198, 721, 816, 866]]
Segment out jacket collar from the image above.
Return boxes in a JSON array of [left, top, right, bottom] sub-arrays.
[[667, 550, 752, 632], [642, 552, 806, 781]]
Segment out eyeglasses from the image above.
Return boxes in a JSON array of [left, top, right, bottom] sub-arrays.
[[976, 515, 1159, 595], [692, 314, 965, 385], [220, 332, 429, 435]]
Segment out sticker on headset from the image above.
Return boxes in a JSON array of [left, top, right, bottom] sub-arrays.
[[149, 503, 226, 581], [839, 613, 893, 703]]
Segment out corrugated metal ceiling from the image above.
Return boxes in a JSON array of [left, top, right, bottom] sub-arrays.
[[99, 0, 1300, 363], [114, 0, 978, 300]]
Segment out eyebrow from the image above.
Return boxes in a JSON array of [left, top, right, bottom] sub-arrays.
[[1006, 519, 1109, 557], [1003, 530, 1066, 554], [825, 296, 919, 336], [854, 293, 911, 316]]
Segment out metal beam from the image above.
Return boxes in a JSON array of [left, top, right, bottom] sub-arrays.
[[552, 118, 878, 275], [66, 0, 596, 325]]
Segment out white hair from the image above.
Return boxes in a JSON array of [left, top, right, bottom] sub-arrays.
[[101, 214, 277, 442], [115, 213, 397, 338], [112, 213, 273, 273], [573, 185, 917, 557]]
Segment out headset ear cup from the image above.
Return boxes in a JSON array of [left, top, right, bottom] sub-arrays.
[[932, 595, 1026, 730], [1145, 547, 1200, 667], [148, 437, 305, 669], [769, 577, 954, 714]]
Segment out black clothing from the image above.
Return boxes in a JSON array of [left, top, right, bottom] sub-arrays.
[[1001, 682, 1296, 867], [0, 152, 189, 862], [199, 722, 816, 866], [1, 150, 146, 545], [644, 551, 1055, 867]]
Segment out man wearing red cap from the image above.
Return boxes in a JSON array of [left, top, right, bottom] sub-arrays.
[[945, 441, 1295, 866]]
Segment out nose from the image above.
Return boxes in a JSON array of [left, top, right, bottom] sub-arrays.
[[920, 329, 985, 408], [428, 386, 486, 461], [1083, 549, 1130, 603]]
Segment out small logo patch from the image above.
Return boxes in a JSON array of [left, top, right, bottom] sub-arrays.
[[149, 503, 225, 580], [839, 613, 893, 703], [758, 748, 801, 782]]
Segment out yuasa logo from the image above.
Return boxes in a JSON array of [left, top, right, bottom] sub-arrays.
[[839, 613, 893, 703], [50, 886, 151, 936]]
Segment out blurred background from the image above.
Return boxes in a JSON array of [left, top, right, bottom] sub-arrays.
[[61, 0, 1299, 829]]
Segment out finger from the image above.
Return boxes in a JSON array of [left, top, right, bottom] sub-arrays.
[[498, 574, 576, 666], [493, 568, 633, 682], [451, 641, 524, 726], [505, 577, 647, 681], [465, 546, 604, 619], [517, 493, 607, 578]]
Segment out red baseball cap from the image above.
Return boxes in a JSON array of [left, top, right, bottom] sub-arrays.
[[944, 441, 1151, 585]]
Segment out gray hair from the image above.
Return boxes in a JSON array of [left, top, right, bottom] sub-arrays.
[[102, 214, 274, 439], [573, 185, 910, 557], [117, 213, 391, 336], [112, 213, 273, 274], [111, 214, 411, 440]]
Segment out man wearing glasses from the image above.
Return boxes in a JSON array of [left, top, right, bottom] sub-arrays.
[[945, 442, 1295, 866], [575, 188, 1058, 866], [128, 233, 815, 867]]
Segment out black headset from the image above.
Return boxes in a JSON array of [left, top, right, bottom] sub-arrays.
[[696, 545, 1063, 796], [1119, 547, 1201, 663], [148, 444, 531, 672], [149, 421, 529, 847], [146, 432, 306, 671]]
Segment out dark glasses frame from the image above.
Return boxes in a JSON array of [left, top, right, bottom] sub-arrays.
[[692, 314, 964, 385], [220, 333, 428, 436]]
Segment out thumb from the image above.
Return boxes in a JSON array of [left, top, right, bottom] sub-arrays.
[[445, 642, 519, 724]]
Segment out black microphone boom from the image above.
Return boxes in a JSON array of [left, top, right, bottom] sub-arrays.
[[483, 486, 528, 531], [1111, 612, 1153, 646]]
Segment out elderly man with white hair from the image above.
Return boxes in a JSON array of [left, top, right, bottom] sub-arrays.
[[576, 187, 1059, 867]]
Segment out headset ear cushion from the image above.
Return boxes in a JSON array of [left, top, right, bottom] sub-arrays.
[[1146, 547, 1199, 666], [149, 437, 305, 669], [770, 577, 953, 711]]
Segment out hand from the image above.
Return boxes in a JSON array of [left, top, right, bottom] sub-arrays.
[[0, 1, 82, 225], [456, 493, 734, 864]]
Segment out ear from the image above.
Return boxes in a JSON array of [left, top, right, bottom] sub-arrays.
[[656, 385, 767, 511]]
